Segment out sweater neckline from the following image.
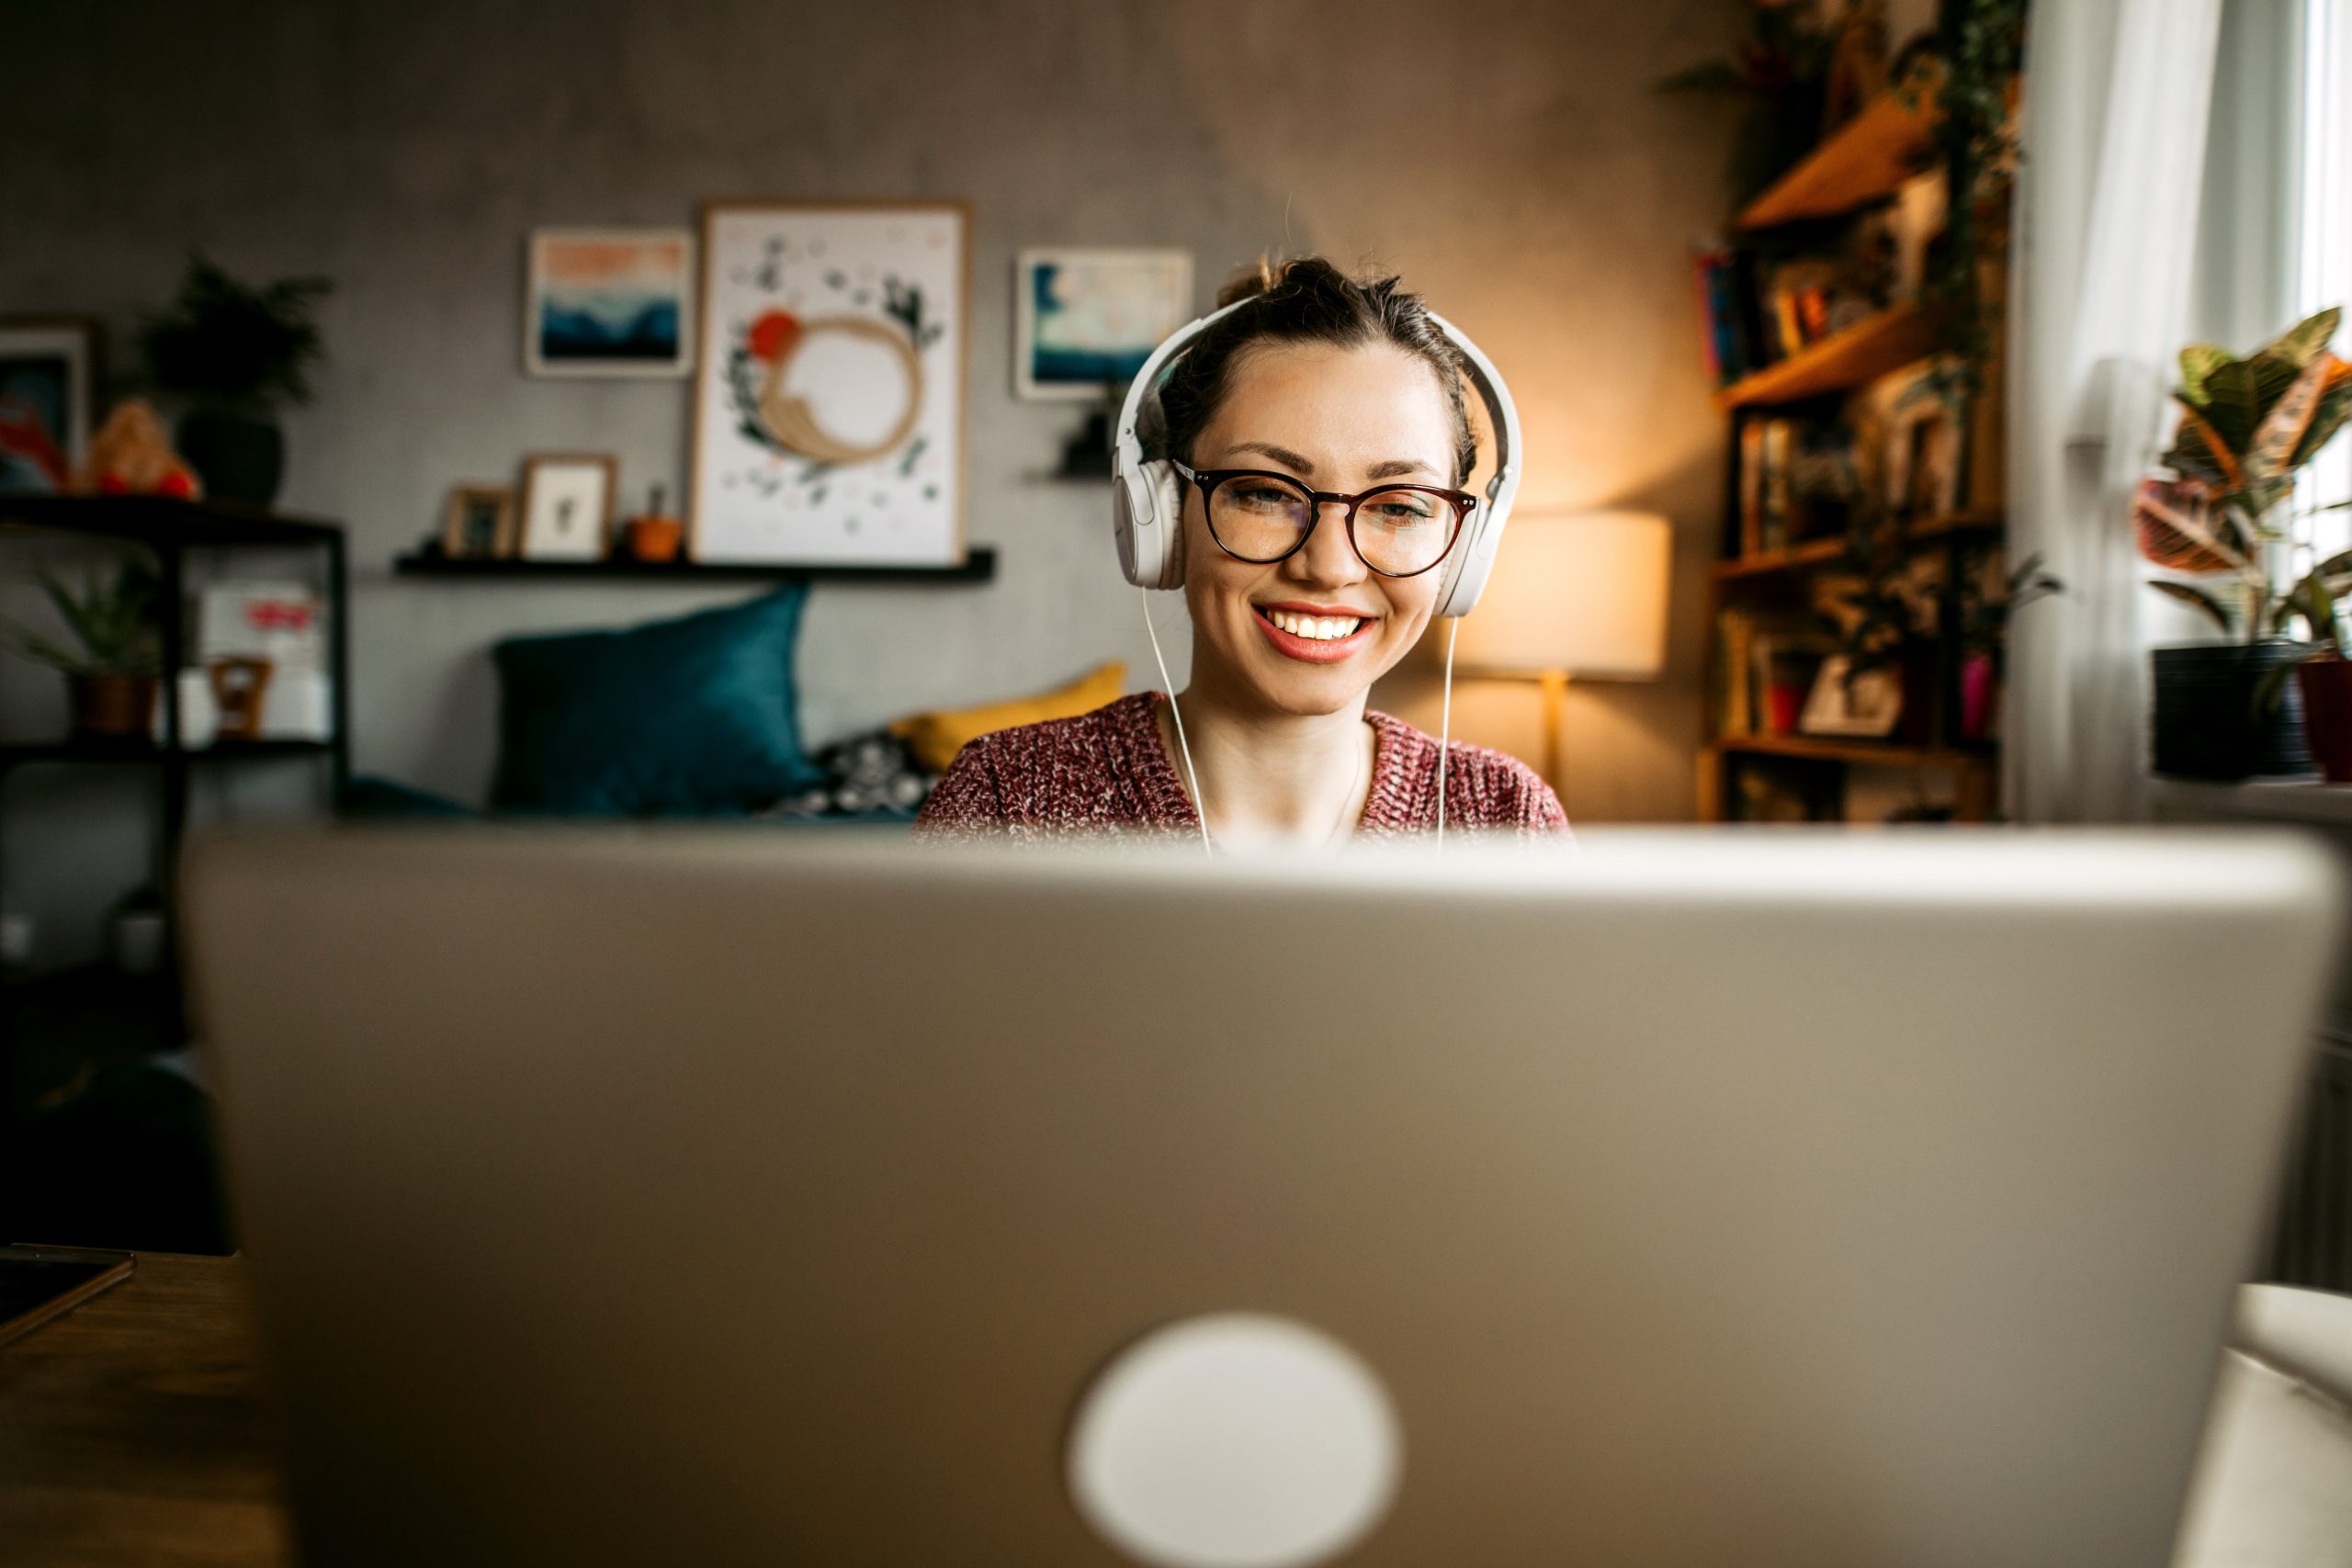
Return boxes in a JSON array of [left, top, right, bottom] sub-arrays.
[[1126, 691, 1406, 834]]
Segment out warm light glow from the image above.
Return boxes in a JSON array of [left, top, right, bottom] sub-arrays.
[[1453, 511, 1671, 679]]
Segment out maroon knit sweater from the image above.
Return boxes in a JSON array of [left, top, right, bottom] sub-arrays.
[[914, 692, 1567, 842]]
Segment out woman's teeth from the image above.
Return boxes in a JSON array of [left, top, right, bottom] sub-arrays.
[[1263, 609, 1365, 641]]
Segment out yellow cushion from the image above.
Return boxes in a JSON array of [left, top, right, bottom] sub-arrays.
[[891, 661, 1127, 774]]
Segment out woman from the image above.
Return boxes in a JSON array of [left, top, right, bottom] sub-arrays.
[[916, 256, 1566, 847]]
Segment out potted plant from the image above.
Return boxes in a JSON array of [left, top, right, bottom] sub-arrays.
[[1957, 550, 2062, 742], [2133, 307, 2352, 779], [138, 253, 332, 508], [1, 558, 163, 737]]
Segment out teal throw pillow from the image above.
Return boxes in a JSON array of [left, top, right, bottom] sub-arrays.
[[492, 586, 822, 817]]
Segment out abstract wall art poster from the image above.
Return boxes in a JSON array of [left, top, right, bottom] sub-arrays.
[[525, 230, 695, 378], [691, 202, 967, 566], [1014, 249, 1193, 401]]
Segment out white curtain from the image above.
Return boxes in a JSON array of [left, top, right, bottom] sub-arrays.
[[2006, 0, 2224, 822]]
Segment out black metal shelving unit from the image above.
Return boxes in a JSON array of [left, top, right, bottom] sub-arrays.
[[0, 495, 349, 1123], [391, 544, 997, 584]]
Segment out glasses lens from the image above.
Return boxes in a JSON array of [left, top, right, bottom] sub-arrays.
[[1351, 490, 1457, 575], [1205, 476, 1315, 561]]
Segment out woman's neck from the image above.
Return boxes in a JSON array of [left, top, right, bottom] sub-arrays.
[[1154, 671, 1374, 850]]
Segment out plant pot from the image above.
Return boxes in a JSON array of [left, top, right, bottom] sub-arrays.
[[176, 409, 284, 508], [2150, 640, 2318, 781], [2297, 657, 2352, 783], [68, 673, 157, 738], [1960, 652, 1999, 742]]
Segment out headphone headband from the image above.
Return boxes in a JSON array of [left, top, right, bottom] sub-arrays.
[[1111, 296, 1521, 617]]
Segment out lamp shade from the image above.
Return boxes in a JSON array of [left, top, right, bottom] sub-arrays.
[[1453, 510, 1671, 679]]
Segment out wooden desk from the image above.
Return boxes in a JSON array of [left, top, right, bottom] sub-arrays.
[[0, 1253, 292, 1566]]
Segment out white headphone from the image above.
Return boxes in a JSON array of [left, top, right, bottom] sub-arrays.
[[1111, 298, 1523, 619]]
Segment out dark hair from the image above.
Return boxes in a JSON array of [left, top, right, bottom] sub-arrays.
[[1147, 256, 1478, 485]]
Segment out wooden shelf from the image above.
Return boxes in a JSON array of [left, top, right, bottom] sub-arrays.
[[1710, 735, 1995, 769], [0, 737, 334, 772], [1713, 512, 2004, 581], [0, 494, 341, 547], [1714, 302, 1941, 411], [1738, 88, 1940, 231], [393, 547, 997, 584]]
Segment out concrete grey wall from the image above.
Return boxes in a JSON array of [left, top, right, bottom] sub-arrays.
[[4, 0, 1739, 953]]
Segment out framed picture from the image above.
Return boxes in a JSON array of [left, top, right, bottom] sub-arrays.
[[442, 484, 518, 558], [1014, 248, 1193, 401], [1800, 654, 1904, 739], [518, 455, 617, 560], [1877, 364, 1964, 519], [525, 229, 695, 378], [690, 200, 967, 566], [0, 318, 98, 494]]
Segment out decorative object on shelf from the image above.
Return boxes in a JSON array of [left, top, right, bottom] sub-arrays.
[[0, 317, 97, 494], [621, 484, 684, 562], [441, 485, 517, 559], [1799, 654, 1902, 738], [691, 200, 967, 566], [0, 558, 161, 738], [207, 656, 273, 741], [1014, 249, 1193, 401], [518, 453, 617, 561], [1453, 511, 1673, 803], [524, 229, 694, 378], [74, 399, 199, 497], [1877, 360, 1964, 518], [2133, 308, 2352, 780], [137, 253, 332, 509], [1954, 549, 2061, 743]]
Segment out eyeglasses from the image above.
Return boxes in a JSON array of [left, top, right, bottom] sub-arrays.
[[1172, 462, 1477, 579]]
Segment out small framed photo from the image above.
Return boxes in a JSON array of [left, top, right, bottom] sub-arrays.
[[0, 317, 99, 494], [1800, 654, 1904, 739], [518, 455, 617, 560], [1877, 365, 1964, 519], [1014, 249, 1193, 401], [441, 484, 517, 558], [525, 229, 695, 378]]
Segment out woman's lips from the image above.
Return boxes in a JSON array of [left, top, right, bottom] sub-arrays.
[[1252, 604, 1377, 664]]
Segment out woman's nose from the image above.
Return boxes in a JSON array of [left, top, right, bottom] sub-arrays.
[[1287, 500, 1367, 585]]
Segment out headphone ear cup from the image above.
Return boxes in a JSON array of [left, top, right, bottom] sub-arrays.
[[1435, 501, 1506, 618], [1154, 465, 1185, 588]]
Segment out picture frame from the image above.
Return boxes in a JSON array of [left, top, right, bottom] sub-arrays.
[[1800, 654, 1904, 739], [690, 199, 968, 566], [0, 317, 99, 494], [518, 455, 617, 560], [1878, 364, 1964, 520], [524, 229, 695, 378], [1013, 248, 1193, 401], [441, 484, 518, 559]]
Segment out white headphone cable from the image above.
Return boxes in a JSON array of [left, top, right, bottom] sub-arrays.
[[1141, 584, 1213, 858], [1435, 617, 1457, 858]]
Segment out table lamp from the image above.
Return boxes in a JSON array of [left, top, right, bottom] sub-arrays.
[[1452, 510, 1672, 801]]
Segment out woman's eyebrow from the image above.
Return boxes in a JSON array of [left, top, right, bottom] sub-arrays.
[[1222, 444, 1440, 481]]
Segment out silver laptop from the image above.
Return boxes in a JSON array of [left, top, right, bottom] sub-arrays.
[[186, 829, 2338, 1568]]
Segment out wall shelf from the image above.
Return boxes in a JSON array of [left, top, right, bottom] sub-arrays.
[[1737, 85, 1939, 231], [1712, 512, 2004, 581], [392, 547, 998, 585], [1713, 302, 1941, 411], [1711, 735, 1996, 770]]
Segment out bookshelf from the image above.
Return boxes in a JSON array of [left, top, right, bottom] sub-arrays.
[[1736, 87, 1939, 231], [1713, 302, 1941, 412], [1697, 70, 2013, 825]]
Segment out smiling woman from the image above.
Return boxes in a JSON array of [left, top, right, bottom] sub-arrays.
[[915, 256, 1566, 850]]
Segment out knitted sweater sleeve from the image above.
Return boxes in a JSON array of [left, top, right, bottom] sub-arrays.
[[912, 739, 1008, 839]]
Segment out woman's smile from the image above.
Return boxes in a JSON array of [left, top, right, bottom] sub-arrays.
[[1252, 601, 1381, 662]]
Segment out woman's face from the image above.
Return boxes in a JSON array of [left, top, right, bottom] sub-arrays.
[[1180, 339, 1462, 718]]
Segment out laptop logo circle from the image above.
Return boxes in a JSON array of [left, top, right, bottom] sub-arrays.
[[1067, 1312, 1403, 1568]]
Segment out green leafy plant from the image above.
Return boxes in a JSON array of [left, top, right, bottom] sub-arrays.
[[1, 560, 162, 678], [138, 253, 333, 415], [1962, 550, 2063, 670], [2134, 307, 2352, 641]]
